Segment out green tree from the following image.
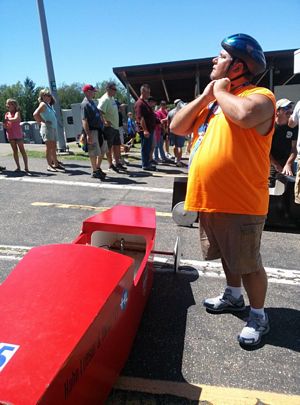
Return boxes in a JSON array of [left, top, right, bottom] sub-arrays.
[[19, 77, 41, 121], [57, 83, 83, 109], [95, 79, 128, 103], [0, 78, 41, 121]]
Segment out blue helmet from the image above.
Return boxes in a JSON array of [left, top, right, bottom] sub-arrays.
[[221, 33, 266, 76]]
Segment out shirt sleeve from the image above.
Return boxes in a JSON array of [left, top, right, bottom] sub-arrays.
[[291, 101, 300, 122]]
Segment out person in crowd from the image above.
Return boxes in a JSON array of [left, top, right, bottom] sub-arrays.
[[154, 100, 170, 163], [171, 33, 276, 346], [98, 82, 126, 172], [168, 99, 187, 167], [4, 99, 29, 172], [116, 102, 129, 167], [127, 111, 137, 147], [80, 84, 106, 180], [288, 99, 300, 204], [269, 99, 297, 186], [33, 89, 64, 172], [147, 96, 158, 165], [134, 84, 157, 171]]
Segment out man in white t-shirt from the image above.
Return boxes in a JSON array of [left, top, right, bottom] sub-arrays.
[[288, 100, 300, 204]]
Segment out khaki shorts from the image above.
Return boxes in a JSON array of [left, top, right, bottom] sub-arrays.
[[295, 158, 300, 204], [199, 212, 266, 275], [88, 130, 107, 157], [40, 124, 57, 142]]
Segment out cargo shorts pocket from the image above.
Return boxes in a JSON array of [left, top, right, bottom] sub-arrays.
[[239, 220, 265, 272]]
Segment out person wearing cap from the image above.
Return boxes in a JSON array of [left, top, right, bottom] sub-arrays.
[[134, 84, 157, 171], [81, 84, 106, 180], [98, 82, 126, 172], [269, 99, 297, 184], [171, 34, 276, 346], [288, 100, 300, 204]]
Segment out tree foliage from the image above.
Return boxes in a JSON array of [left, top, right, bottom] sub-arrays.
[[0, 77, 41, 121], [0, 78, 130, 122]]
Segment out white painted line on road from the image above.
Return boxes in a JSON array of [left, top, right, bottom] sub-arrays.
[[31, 202, 172, 217], [1, 245, 299, 285], [154, 257, 300, 285], [0, 255, 23, 261], [0, 176, 173, 193]]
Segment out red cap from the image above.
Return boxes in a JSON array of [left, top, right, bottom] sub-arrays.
[[82, 84, 97, 93]]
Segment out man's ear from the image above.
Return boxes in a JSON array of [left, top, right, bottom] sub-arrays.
[[232, 61, 244, 73]]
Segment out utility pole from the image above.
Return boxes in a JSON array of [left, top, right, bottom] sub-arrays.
[[36, 0, 67, 151]]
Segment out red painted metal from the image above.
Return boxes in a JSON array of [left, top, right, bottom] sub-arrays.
[[0, 205, 156, 404]]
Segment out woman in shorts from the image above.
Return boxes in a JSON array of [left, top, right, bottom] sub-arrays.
[[4, 99, 29, 172], [33, 89, 63, 172]]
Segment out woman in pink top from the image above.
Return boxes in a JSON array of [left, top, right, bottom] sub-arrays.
[[4, 99, 29, 172]]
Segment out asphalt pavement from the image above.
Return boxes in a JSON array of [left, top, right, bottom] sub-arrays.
[[0, 143, 299, 404]]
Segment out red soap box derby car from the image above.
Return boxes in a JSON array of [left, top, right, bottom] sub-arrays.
[[0, 205, 156, 405]]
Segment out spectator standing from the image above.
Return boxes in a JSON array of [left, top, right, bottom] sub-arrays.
[[154, 100, 169, 162], [33, 89, 63, 172], [98, 82, 125, 172], [171, 33, 275, 346], [147, 96, 158, 165], [269, 99, 297, 184], [134, 84, 157, 171], [168, 99, 187, 167], [288, 100, 300, 204], [127, 112, 137, 147], [4, 99, 29, 172], [81, 84, 106, 180]]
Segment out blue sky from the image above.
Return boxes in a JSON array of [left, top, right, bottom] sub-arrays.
[[1, 0, 299, 88]]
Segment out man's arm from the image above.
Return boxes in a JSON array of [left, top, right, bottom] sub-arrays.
[[289, 101, 300, 128], [282, 140, 297, 175], [270, 155, 283, 173], [170, 81, 216, 135], [213, 78, 274, 133], [82, 119, 93, 144], [140, 117, 150, 137], [288, 115, 298, 128]]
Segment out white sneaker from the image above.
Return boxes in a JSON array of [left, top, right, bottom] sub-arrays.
[[238, 311, 270, 346]]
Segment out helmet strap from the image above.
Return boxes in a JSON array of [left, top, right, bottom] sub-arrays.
[[226, 58, 250, 88]]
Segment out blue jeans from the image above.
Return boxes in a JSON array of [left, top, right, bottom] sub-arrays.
[[140, 131, 153, 168], [154, 135, 166, 161]]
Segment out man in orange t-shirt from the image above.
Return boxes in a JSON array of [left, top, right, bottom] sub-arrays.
[[171, 34, 275, 346]]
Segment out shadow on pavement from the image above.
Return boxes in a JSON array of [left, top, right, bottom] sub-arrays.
[[240, 306, 300, 352], [0, 170, 55, 178], [121, 271, 201, 399]]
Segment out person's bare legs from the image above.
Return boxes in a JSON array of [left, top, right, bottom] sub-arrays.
[[10, 140, 20, 170], [45, 141, 53, 167], [106, 149, 113, 167], [90, 156, 97, 172], [18, 142, 29, 171], [242, 267, 268, 309], [50, 141, 58, 167], [221, 258, 242, 287], [112, 145, 121, 165], [96, 155, 103, 169]]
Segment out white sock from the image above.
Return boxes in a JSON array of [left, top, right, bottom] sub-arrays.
[[250, 307, 265, 320], [226, 285, 242, 299]]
